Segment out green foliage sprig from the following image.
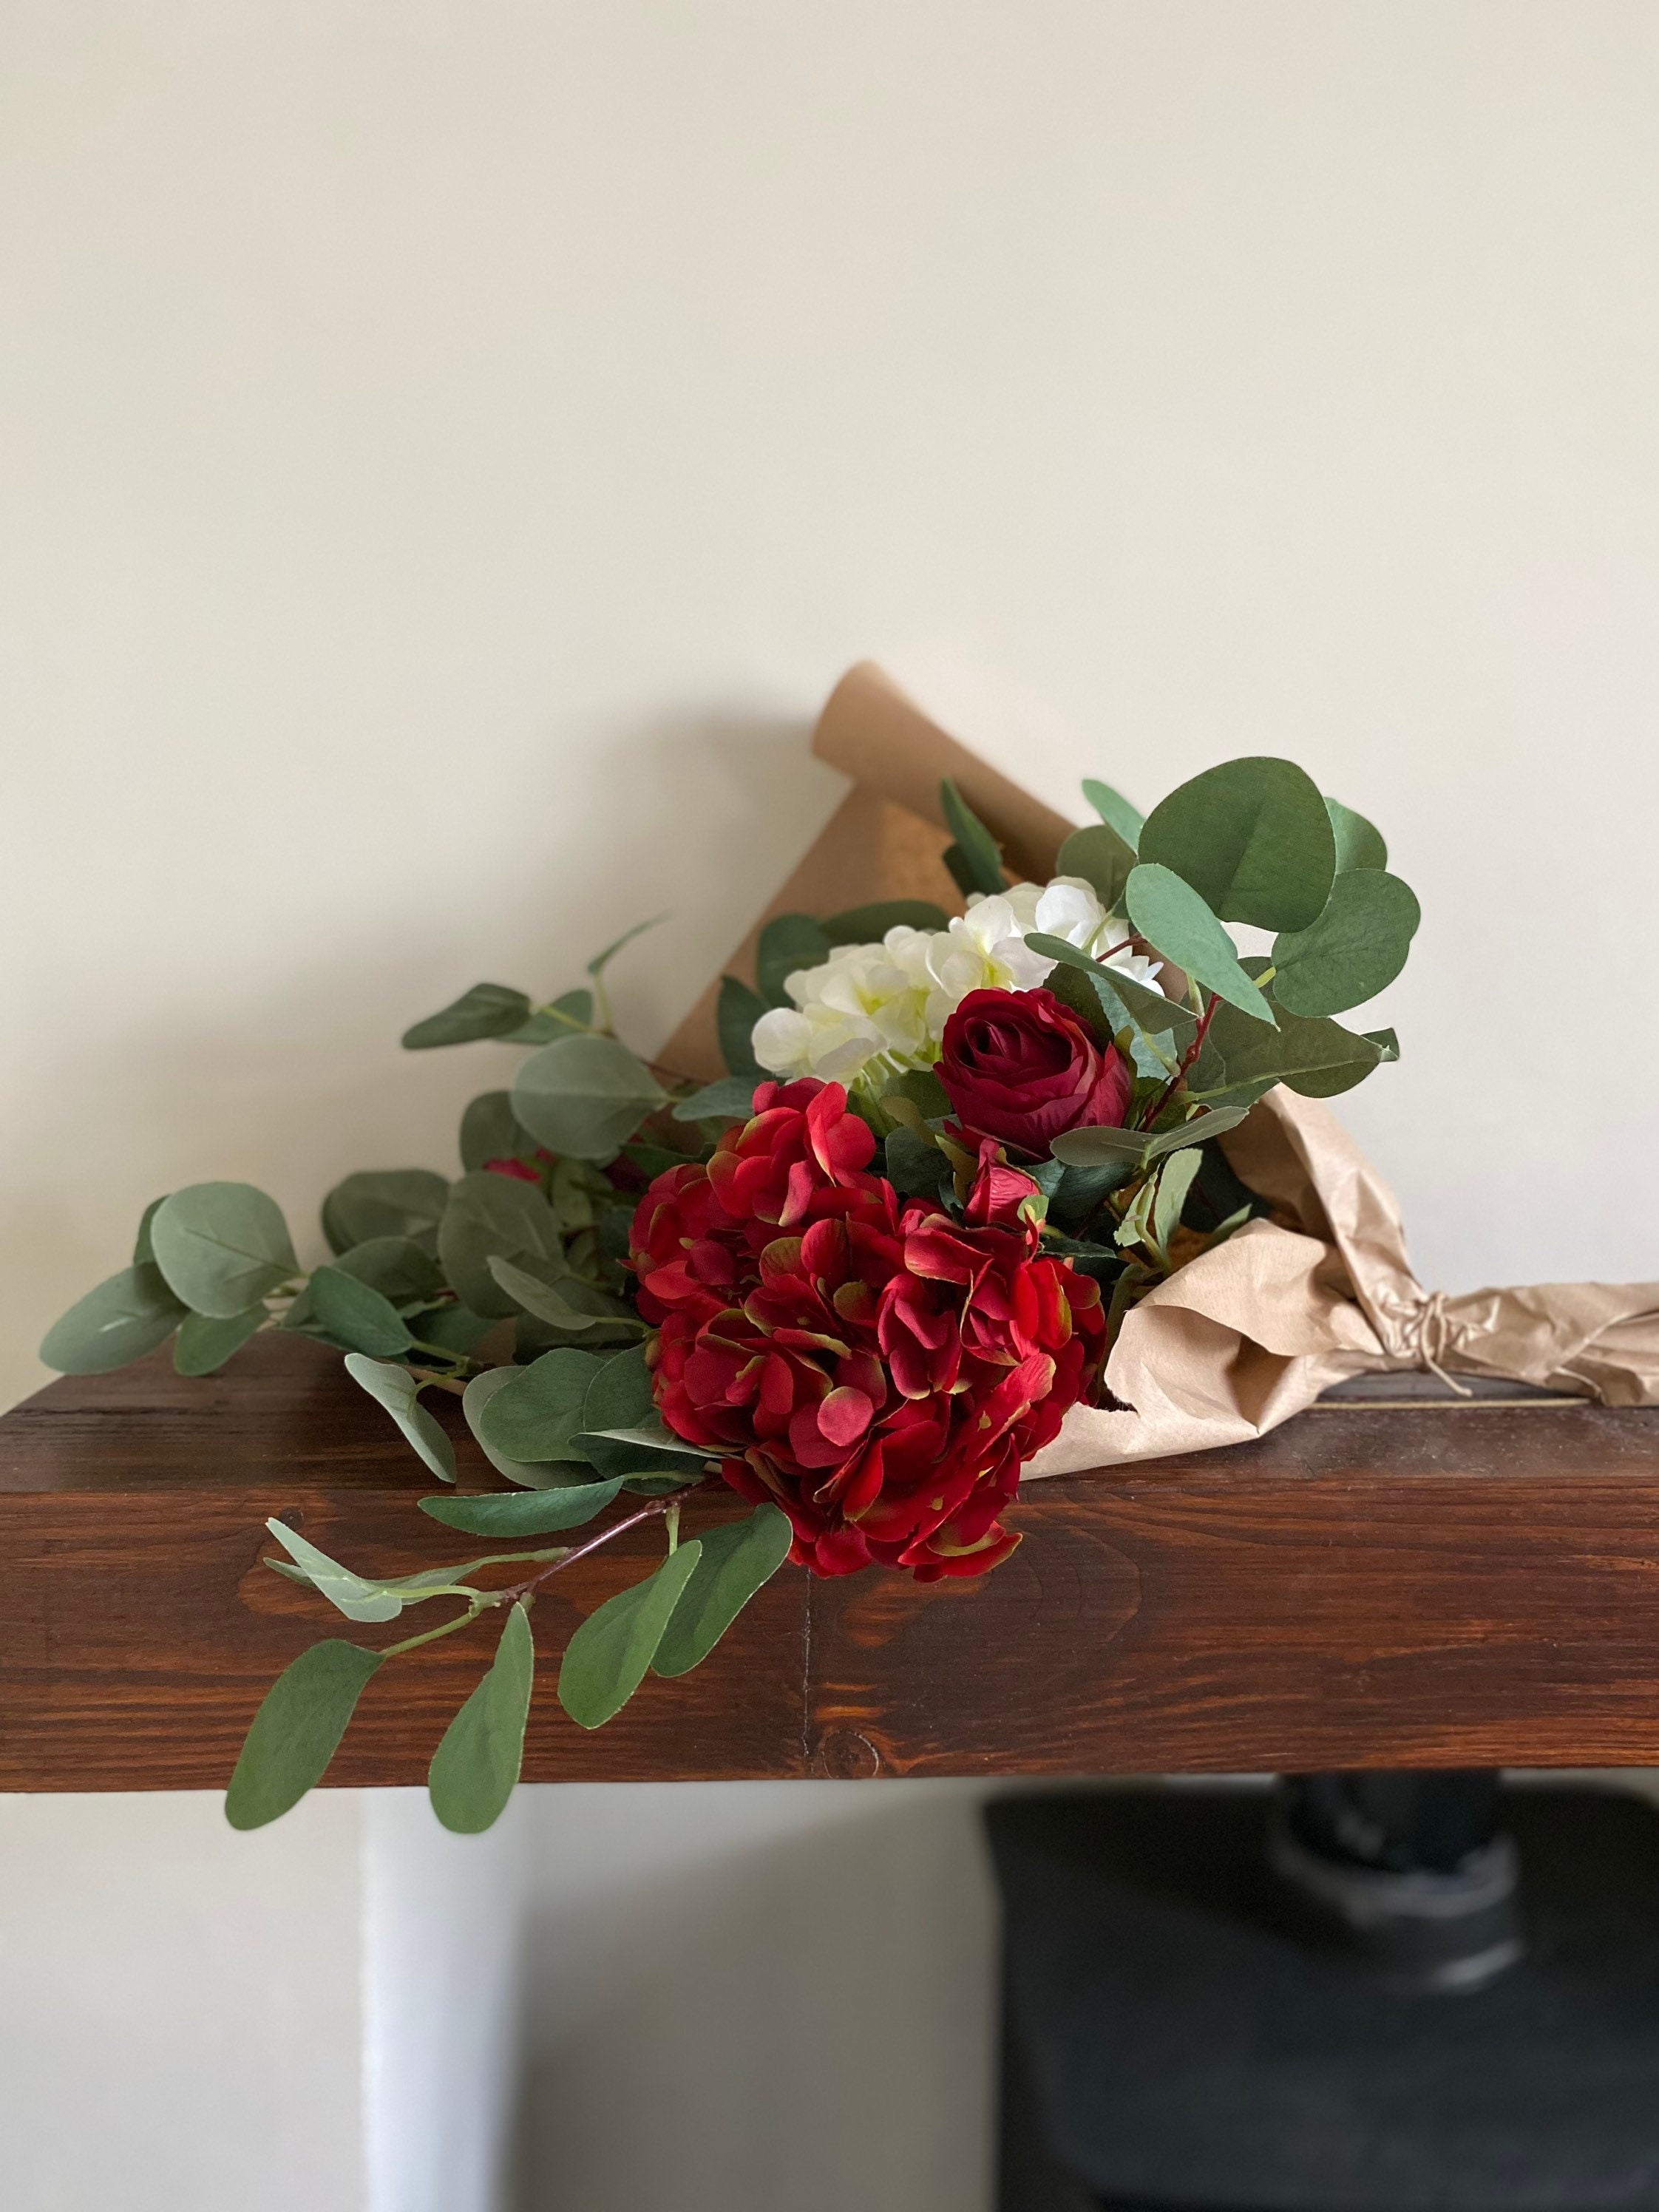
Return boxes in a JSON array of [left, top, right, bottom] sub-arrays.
[[39, 747, 1417, 1833]]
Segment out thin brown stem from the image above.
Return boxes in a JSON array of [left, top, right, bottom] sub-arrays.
[[1137, 992, 1220, 1131], [481, 1484, 715, 1611]]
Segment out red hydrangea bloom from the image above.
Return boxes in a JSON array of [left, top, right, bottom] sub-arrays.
[[630, 1079, 1105, 1581]]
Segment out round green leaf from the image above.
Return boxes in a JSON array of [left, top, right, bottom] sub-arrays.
[[437, 1172, 566, 1319], [1082, 778, 1144, 848], [476, 1347, 606, 1463], [557, 1542, 703, 1730], [428, 1604, 535, 1834], [39, 1263, 186, 1374], [343, 1354, 457, 1482], [459, 1091, 542, 1174], [150, 1183, 299, 1318], [1139, 757, 1336, 931], [1124, 865, 1275, 1025], [308, 1267, 415, 1358], [225, 1641, 381, 1830], [1270, 870, 1421, 1018], [652, 1506, 794, 1678], [756, 914, 832, 1006], [511, 1035, 667, 1162], [322, 1170, 449, 1258], [333, 1237, 444, 1306], [401, 983, 532, 1051], [717, 975, 767, 1081], [174, 1306, 266, 1376], [1055, 823, 1137, 913], [1325, 795, 1388, 873]]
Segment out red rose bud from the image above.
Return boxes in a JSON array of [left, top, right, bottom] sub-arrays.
[[937, 985, 1132, 1154], [628, 1078, 1105, 1583]]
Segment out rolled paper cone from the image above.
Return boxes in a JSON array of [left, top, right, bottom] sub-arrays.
[[812, 661, 1073, 883]]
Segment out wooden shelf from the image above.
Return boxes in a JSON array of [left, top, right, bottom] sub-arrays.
[[4, 1333, 1659, 1791]]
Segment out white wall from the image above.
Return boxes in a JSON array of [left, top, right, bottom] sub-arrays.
[[5, 4, 1659, 2208]]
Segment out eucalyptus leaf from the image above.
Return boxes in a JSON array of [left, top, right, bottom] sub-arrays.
[[476, 1346, 606, 1463], [576, 1346, 709, 1480], [401, 983, 532, 1051], [822, 900, 951, 943], [39, 1264, 187, 1374], [464, 1365, 566, 1485], [428, 1604, 535, 1834], [344, 1354, 458, 1482], [174, 1306, 266, 1376], [486, 1257, 642, 1339], [653, 1505, 794, 1677], [1150, 1147, 1204, 1257], [557, 1543, 704, 1729], [756, 914, 832, 1007], [133, 1197, 167, 1266], [151, 1184, 300, 1318], [588, 914, 667, 980], [885, 1125, 951, 1201], [225, 1641, 381, 1831], [883, 1067, 953, 1120], [308, 1267, 415, 1358], [1326, 796, 1388, 873], [1123, 867, 1275, 1025], [580, 1343, 656, 1431], [1055, 822, 1138, 912], [332, 1237, 444, 1306], [420, 1479, 623, 1536], [1191, 999, 1384, 1102], [322, 1170, 449, 1258], [438, 1172, 566, 1319], [717, 976, 768, 1082], [671, 1076, 758, 1125], [1025, 935, 1198, 1039], [1270, 870, 1420, 1018], [1140, 757, 1336, 931], [940, 777, 1008, 896], [1082, 778, 1144, 848], [459, 1091, 543, 1173], [262, 1519, 407, 1624], [1049, 1105, 1249, 1169], [512, 1035, 667, 1161], [510, 1275, 645, 1351], [1364, 1027, 1400, 1062], [412, 1303, 499, 1356], [503, 985, 599, 1045]]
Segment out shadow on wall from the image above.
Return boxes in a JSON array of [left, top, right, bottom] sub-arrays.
[[505, 1780, 1000, 2212], [4, 699, 841, 1408]]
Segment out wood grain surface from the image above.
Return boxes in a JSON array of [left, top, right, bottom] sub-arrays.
[[4, 1333, 1659, 1791]]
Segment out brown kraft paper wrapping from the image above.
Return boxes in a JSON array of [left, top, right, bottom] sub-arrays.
[[674, 662, 1659, 1475]]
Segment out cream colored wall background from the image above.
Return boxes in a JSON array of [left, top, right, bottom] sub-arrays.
[[4, 4, 1658, 2208]]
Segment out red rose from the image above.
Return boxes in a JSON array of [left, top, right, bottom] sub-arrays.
[[629, 1080, 1105, 1581], [937, 986, 1133, 1153]]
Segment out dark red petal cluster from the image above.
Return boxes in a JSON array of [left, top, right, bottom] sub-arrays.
[[630, 1079, 1105, 1581]]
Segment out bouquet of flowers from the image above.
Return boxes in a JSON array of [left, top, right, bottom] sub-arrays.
[[39, 700, 1422, 1833]]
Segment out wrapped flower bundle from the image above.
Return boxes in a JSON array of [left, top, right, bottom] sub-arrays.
[[40, 688, 1425, 1832]]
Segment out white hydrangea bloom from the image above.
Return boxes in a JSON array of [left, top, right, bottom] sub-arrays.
[[750, 875, 1164, 1094]]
